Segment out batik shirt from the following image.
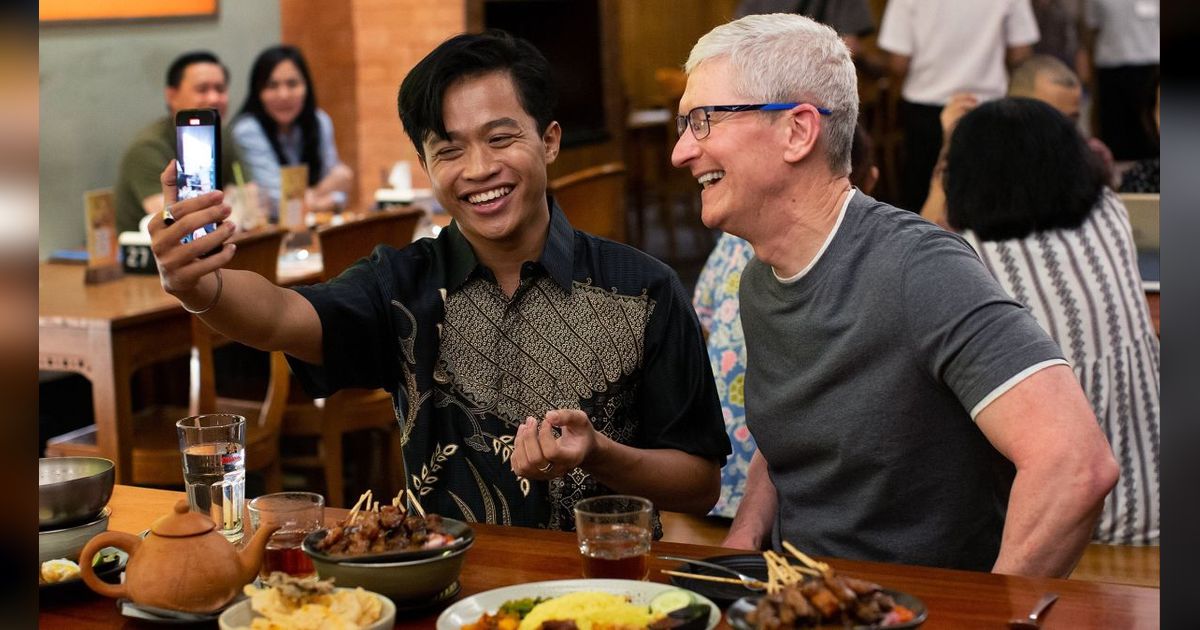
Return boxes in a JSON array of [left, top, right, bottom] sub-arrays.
[[288, 200, 729, 534]]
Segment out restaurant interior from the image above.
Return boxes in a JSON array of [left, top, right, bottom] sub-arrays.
[[38, 0, 1161, 627]]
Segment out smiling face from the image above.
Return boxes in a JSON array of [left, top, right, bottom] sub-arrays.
[[261, 59, 307, 130], [422, 71, 560, 255], [166, 62, 229, 118], [670, 57, 783, 236]]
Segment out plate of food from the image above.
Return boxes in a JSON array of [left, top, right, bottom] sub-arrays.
[[720, 544, 925, 629], [437, 579, 719, 630], [39, 547, 126, 593], [218, 572, 395, 630], [302, 489, 473, 563]]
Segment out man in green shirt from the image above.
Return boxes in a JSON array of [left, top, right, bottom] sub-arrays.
[[115, 50, 247, 234]]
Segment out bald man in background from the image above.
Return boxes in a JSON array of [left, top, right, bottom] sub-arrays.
[[1008, 54, 1114, 183]]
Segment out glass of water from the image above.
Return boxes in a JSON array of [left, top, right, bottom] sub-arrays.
[[176, 414, 247, 542]]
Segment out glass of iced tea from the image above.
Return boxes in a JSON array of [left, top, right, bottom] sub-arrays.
[[247, 492, 325, 579], [574, 495, 653, 580]]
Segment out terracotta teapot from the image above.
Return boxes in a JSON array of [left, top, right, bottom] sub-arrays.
[[78, 499, 278, 613]]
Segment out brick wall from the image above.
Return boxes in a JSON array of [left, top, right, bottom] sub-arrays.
[[282, 0, 465, 208]]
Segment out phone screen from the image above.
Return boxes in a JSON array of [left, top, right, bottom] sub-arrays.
[[175, 108, 222, 247]]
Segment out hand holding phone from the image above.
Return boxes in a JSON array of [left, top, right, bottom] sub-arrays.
[[174, 108, 223, 256]]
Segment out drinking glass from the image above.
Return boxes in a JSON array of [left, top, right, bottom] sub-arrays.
[[574, 495, 653, 580], [176, 414, 246, 542], [248, 492, 325, 579]]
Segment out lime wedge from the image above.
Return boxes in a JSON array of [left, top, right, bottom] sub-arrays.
[[649, 589, 696, 615]]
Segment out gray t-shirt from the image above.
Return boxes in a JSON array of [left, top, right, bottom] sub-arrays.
[[739, 191, 1065, 571]]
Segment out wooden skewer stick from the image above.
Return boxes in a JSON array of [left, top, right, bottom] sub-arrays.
[[659, 570, 766, 588], [406, 488, 426, 518], [347, 490, 370, 524], [782, 541, 831, 577]]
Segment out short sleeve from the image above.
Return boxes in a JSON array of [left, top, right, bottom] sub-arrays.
[[124, 138, 173, 205], [876, 0, 914, 56], [901, 231, 1064, 415], [232, 115, 282, 203], [1005, 0, 1041, 47], [287, 248, 399, 398], [638, 272, 731, 464]]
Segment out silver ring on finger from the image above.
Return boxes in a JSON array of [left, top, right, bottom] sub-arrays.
[[162, 205, 176, 225], [538, 461, 554, 474]]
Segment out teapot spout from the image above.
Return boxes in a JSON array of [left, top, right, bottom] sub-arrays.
[[238, 523, 281, 585]]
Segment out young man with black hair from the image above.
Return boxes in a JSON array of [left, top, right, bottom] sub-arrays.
[[146, 31, 729, 531], [115, 50, 249, 234]]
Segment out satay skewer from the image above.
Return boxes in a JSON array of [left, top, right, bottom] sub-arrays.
[[347, 490, 370, 524], [782, 541, 832, 579], [406, 488, 426, 518], [659, 570, 767, 589]]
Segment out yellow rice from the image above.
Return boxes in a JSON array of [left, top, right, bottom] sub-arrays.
[[516, 592, 661, 630]]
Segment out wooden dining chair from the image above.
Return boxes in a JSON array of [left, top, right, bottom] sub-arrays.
[[120, 227, 291, 488], [549, 162, 628, 243], [281, 208, 423, 507]]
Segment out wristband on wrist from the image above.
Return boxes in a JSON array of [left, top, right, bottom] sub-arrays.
[[182, 269, 222, 315]]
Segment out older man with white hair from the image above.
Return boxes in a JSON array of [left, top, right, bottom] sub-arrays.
[[671, 13, 1118, 577]]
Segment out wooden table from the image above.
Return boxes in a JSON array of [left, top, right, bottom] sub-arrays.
[[38, 256, 322, 483], [38, 485, 1160, 629], [39, 264, 194, 483]]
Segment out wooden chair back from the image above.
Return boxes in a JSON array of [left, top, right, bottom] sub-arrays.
[[190, 227, 286, 416], [1118, 192, 1160, 252], [654, 67, 687, 110], [316, 209, 423, 280], [287, 211, 420, 507], [549, 162, 628, 243]]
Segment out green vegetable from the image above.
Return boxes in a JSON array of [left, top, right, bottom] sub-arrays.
[[650, 589, 696, 615], [499, 597, 546, 618], [91, 549, 120, 568]]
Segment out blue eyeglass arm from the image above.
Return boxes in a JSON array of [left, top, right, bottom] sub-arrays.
[[706, 103, 832, 115]]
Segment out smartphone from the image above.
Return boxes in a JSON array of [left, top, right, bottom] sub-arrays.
[[174, 108, 223, 255]]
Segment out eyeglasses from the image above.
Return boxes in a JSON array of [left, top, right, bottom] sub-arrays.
[[675, 103, 833, 140]]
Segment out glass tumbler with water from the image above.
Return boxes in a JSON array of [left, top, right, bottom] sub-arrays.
[[574, 495, 653, 580], [176, 414, 246, 542]]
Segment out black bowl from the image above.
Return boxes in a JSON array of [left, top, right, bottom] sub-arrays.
[[301, 517, 474, 564]]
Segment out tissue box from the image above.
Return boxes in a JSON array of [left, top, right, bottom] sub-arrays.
[[118, 231, 156, 274]]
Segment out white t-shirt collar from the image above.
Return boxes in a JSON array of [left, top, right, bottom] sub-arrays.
[[773, 188, 855, 284]]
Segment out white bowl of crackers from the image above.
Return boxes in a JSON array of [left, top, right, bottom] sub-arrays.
[[218, 572, 396, 630]]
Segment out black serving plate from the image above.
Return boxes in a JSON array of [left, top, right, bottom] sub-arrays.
[[302, 516, 474, 564], [726, 590, 927, 629], [665, 553, 775, 607]]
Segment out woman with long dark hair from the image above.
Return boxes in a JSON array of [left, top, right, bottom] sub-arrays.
[[944, 97, 1159, 546], [232, 44, 353, 215]]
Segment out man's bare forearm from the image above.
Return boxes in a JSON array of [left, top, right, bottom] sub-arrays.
[[723, 450, 776, 549], [176, 269, 323, 364], [991, 456, 1115, 577], [582, 434, 720, 514]]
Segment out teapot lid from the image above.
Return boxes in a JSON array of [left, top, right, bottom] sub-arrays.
[[150, 499, 217, 537]]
